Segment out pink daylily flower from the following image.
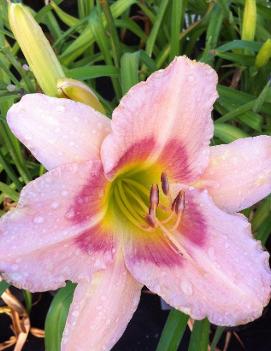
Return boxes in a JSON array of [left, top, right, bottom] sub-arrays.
[[1, 56, 271, 351]]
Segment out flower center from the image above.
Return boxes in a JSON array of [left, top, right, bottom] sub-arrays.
[[106, 166, 185, 233]]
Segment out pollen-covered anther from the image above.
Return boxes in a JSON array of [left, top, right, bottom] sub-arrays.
[[174, 191, 186, 214], [149, 184, 159, 209], [161, 172, 169, 195], [170, 191, 186, 230]]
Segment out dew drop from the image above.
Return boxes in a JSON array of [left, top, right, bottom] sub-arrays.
[[51, 202, 59, 209], [180, 280, 193, 296], [61, 190, 68, 197], [56, 105, 65, 112], [72, 310, 80, 318], [7, 84, 16, 92], [33, 216, 44, 224], [65, 209, 75, 219], [208, 247, 215, 260]]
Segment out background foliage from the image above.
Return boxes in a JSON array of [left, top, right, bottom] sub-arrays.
[[0, 0, 271, 350]]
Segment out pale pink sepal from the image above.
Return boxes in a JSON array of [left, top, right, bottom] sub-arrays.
[[124, 188, 271, 326], [7, 94, 111, 170], [199, 136, 271, 212], [0, 161, 115, 291], [61, 256, 142, 351], [101, 56, 218, 181]]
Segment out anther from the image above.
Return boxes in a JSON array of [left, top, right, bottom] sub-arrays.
[[172, 191, 186, 214], [149, 184, 159, 209], [145, 184, 159, 228], [161, 172, 169, 195]]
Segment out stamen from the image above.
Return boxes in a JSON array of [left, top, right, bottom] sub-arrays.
[[146, 212, 157, 228], [169, 190, 186, 230], [172, 190, 185, 214], [144, 184, 159, 228], [150, 184, 159, 209], [175, 191, 186, 214], [161, 172, 169, 195]]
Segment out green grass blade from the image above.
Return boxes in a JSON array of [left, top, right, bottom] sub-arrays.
[[0, 181, 19, 201], [156, 310, 188, 351], [45, 282, 76, 351], [146, 0, 170, 57], [210, 326, 224, 351], [169, 0, 188, 60], [188, 319, 210, 351], [214, 123, 249, 143], [100, 0, 122, 69], [120, 51, 140, 94], [61, 0, 136, 64], [67, 65, 119, 80], [0, 280, 9, 296]]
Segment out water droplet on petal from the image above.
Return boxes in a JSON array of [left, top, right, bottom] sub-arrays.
[[181, 280, 193, 296], [208, 247, 215, 260], [7, 84, 16, 92], [61, 190, 68, 197], [33, 216, 44, 224], [65, 209, 75, 219], [51, 202, 59, 209], [56, 105, 65, 112]]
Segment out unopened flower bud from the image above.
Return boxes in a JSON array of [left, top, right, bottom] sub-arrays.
[[241, 0, 257, 41], [57, 78, 105, 114], [255, 39, 271, 68], [8, 2, 65, 96]]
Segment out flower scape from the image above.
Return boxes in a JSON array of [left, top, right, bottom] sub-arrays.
[[0, 56, 271, 351]]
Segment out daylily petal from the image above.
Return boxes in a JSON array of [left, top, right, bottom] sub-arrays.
[[62, 256, 142, 351], [7, 93, 111, 170], [124, 188, 271, 326], [199, 136, 271, 212], [101, 56, 218, 181], [0, 160, 115, 291]]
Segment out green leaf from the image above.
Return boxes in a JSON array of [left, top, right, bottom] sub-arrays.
[[60, 0, 136, 64], [146, 0, 170, 57], [0, 181, 19, 201], [188, 319, 210, 351], [0, 280, 9, 296], [120, 51, 140, 94], [210, 326, 224, 351], [67, 65, 119, 80], [255, 215, 271, 245], [252, 196, 271, 232], [45, 282, 76, 351], [169, 0, 188, 59], [200, 4, 224, 64], [214, 123, 249, 143], [216, 40, 261, 52], [156, 310, 188, 351]]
